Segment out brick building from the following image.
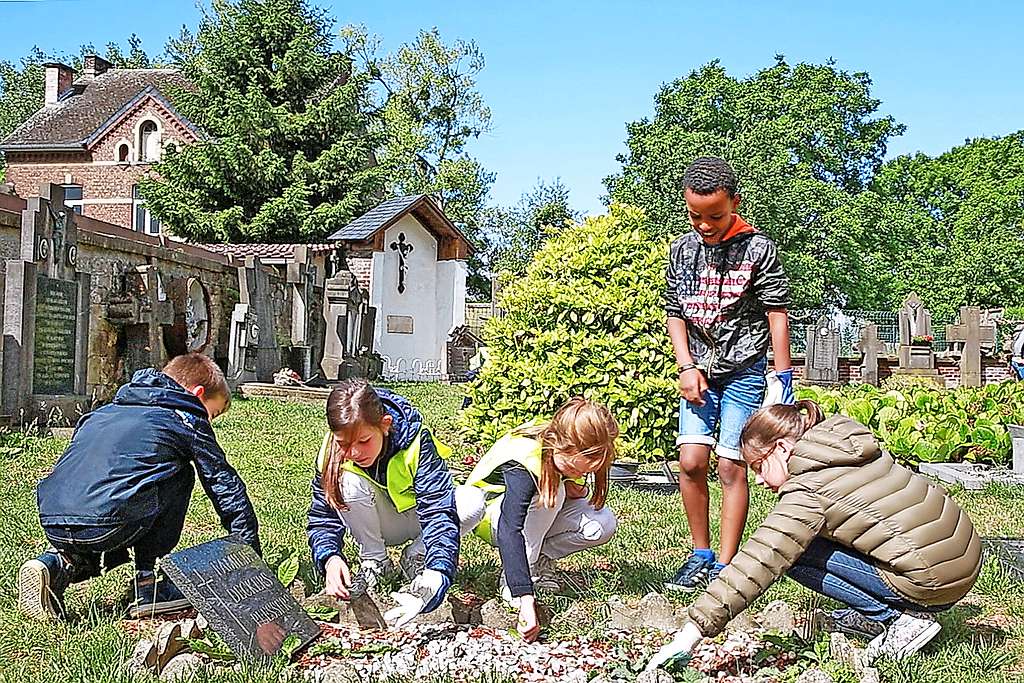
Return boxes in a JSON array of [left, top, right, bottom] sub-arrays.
[[0, 56, 198, 232]]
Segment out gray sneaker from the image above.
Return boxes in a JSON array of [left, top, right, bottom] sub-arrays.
[[531, 555, 561, 592], [829, 608, 886, 639], [864, 611, 941, 662], [399, 545, 426, 582]]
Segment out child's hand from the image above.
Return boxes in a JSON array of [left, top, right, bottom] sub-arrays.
[[516, 595, 541, 642], [678, 368, 708, 406], [325, 555, 352, 600]]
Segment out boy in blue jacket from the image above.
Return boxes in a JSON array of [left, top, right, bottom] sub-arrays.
[[18, 353, 261, 620]]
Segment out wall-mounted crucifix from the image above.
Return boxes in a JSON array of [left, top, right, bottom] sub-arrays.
[[390, 232, 414, 294]]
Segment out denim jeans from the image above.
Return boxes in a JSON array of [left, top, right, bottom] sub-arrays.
[[43, 466, 194, 577], [677, 356, 767, 461], [787, 538, 942, 622]]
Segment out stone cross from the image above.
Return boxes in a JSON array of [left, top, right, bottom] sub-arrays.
[[389, 232, 414, 294], [946, 306, 995, 387], [804, 314, 840, 385], [2, 183, 91, 423], [855, 322, 887, 386]]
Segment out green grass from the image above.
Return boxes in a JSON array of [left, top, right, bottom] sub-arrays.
[[1, 383, 1023, 681]]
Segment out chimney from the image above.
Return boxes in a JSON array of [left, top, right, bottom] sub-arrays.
[[44, 63, 75, 106], [83, 54, 113, 79]]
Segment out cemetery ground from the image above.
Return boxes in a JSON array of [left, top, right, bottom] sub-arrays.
[[0, 385, 1023, 682]]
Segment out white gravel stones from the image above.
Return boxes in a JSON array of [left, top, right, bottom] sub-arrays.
[[300, 623, 666, 682]]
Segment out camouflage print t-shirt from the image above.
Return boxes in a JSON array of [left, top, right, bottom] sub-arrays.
[[664, 223, 789, 380]]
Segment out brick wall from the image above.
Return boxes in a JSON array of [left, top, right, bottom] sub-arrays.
[[791, 355, 1015, 388], [346, 252, 373, 292], [4, 97, 198, 232]]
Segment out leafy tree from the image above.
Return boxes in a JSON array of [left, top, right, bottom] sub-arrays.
[[604, 57, 904, 308], [140, 0, 385, 243], [342, 25, 494, 296], [870, 134, 1024, 321], [484, 178, 579, 276], [461, 205, 676, 459]]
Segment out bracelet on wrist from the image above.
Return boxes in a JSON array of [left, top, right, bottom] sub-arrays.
[[678, 363, 698, 373]]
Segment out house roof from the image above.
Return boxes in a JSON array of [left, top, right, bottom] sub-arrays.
[[328, 194, 425, 240], [328, 194, 472, 257], [0, 69, 197, 152], [199, 243, 338, 261]]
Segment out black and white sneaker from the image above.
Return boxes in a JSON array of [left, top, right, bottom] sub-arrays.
[[18, 550, 73, 620], [129, 570, 191, 618], [664, 554, 714, 593], [864, 611, 942, 662]]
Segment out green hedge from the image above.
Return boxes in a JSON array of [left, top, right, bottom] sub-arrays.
[[798, 381, 1024, 466], [459, 205, 678, 461]]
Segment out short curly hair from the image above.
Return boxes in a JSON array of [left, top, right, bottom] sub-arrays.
[[682, 157, 738, 197]]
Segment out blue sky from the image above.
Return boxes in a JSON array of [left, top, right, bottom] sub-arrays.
[[3, 0, 1023, 215]]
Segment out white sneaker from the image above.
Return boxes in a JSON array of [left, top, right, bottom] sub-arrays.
[[864, 611, 941, 662], [829, 608, 885, 639]]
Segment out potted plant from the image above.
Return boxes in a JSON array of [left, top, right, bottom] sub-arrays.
[[911, 334, 935, 347]]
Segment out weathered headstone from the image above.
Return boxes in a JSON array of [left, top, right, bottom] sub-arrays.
[[161, 536, 320, 662], [320, 264, 377, 381], [286, 246, 320, 379], [981, 537, 1024, 584], [103, 265, 174, 378], [894, 292, 943, 385], [226, 257, 278, 385], [897, 292, 935, 370], [804, 314, 840, 385], [2, 183, 91, 423], [855, 322, 887, 386], [946, 306, 997, 388]]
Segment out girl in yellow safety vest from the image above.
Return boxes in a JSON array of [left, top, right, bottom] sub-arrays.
[[306, 379, 486, 626], [466, 397, 620, 641]]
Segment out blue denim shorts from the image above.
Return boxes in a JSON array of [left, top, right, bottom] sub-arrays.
[[677, 357, 767, 461]]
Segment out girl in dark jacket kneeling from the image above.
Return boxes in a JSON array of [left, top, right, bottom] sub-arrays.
[[649, 400, 981, 670]]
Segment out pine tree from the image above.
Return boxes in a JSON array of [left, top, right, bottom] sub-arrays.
[[140, 0, 385, 243]]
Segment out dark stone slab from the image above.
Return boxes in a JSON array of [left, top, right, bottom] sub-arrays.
[[161, 536, 321, 662], [982, 537, 1024, 584], [32, 275, 78, 395]]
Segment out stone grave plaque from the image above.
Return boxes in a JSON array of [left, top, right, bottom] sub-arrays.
[[32, 275, 78, 395], [387, 315, 414, 334], [162, 536, 320, 662]]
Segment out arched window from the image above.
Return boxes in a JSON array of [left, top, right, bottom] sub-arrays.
[[117, 143, 130, 163], [139, 120, 160, 162]]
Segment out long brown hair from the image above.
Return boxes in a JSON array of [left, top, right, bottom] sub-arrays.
[[739, 399, 825, 463], [515, 398, 619, 509], [321, 379, 386, 510]]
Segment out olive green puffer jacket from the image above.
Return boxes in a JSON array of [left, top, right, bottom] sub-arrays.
[[688, 415, 982, 637]]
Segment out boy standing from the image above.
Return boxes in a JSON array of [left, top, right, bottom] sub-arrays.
[[663, 157, 793, 591], [18, 353, 261, 620]]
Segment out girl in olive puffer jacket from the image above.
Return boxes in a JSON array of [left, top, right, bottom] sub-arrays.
[[649, 400, 981, 671]]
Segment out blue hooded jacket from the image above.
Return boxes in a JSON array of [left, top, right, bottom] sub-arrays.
[[306, 389, 460, 580], [36, 369, 261, 553]]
